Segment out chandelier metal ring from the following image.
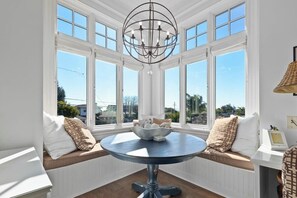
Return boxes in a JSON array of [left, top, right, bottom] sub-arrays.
[[122, 1, 178, 64]]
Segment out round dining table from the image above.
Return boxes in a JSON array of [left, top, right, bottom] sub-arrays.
[[100, 132, 206, 198]]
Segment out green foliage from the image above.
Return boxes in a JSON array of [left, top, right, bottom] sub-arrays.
[[57, 101, 79, 118], [216, 104, 245, 118], [165, 111, 180, 122], [57, 83, 65, 102]]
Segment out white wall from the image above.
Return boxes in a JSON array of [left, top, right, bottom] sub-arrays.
[[259, 0, 297, 146], [0, 0, 44, 156]]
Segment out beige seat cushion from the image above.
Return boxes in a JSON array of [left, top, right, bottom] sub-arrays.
[[198, 148, 254, 171], [206, 116, 238, 152], [43, 143, 108, 170]]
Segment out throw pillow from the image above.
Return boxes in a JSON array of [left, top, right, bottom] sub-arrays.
[[206, 116, 238, 152], [43, 112, 77, 160], [231, 113, 260, 157], [64, 118, 96, 151]]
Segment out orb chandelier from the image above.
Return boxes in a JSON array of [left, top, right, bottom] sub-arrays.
[[122, 0, 178, 65]]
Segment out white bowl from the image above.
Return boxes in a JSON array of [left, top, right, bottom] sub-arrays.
[[132, 126, 172, 141]]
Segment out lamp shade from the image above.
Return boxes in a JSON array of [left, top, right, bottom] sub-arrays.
[[273, 61, 297, 93]]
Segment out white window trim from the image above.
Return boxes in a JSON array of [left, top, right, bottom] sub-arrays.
[[44, 0, 258, 136], [50, 1, 143, 135], [158, 0, 249, 133]]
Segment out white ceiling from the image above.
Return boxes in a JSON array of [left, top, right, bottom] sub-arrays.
[[95, 0, 202, 17], [79, 0, 221, 25]]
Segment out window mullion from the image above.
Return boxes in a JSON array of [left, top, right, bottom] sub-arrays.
[[180, 63, 186, 125], [117, 65, 123, 124], [208, 48, 216, 128]]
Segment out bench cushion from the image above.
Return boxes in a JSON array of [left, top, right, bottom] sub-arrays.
[[43, 143, 108, 170], [198, 148, 254, 171]]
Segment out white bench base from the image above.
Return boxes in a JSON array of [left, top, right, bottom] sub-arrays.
[[160, 157, 255, 198], [46, 155, 145, 198]]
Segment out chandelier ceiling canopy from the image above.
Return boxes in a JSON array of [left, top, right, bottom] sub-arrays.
[[122, 0, 178, 65]]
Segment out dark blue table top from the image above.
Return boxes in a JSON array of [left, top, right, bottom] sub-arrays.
[[100, 132, 206, 165]]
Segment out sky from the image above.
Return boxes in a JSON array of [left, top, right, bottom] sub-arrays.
[[57, 2, 246, 112]]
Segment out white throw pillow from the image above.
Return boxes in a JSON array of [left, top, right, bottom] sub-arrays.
[[231, 113, 260, 157], [43, 112, 76, 159]]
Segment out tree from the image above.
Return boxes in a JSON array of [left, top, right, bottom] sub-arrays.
[[216, 104, 245, 118], [57, 83, 65, 102], [186, 93, 207, 124], [57, 83, 78, 118], [57, 101, 79, 118]]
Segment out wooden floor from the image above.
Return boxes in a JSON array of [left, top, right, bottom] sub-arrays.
[[77, 169, 223, 198]]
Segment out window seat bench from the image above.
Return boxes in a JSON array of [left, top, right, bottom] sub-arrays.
[[44, 142, 255, 198], [198, 148, 254, 171], [43, 143, 109, 170], [43, 143, 145, 198]]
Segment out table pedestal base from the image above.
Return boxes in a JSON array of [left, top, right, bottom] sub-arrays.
[[132, 164, 181, 198]]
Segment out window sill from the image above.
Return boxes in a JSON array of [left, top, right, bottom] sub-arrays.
[[91, 122, 210, 140]]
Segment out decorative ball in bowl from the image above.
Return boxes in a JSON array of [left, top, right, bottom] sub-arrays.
[[133, 126, 172, 141]]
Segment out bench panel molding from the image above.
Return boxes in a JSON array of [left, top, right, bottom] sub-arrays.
[[160, 157, 255, 198]]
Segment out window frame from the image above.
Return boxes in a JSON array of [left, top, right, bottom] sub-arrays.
[[160, 1, 247, 130], [57, 3, 88, 41], [186, 20, 208, 51], [95, 21, 117, 51], [215, 2, 245, 40]]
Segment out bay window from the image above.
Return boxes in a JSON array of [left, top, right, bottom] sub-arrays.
[[52, 1, 249, 133]]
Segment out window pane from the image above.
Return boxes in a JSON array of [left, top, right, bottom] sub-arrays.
[[131, 40, 138, 57], [165, 67, 179, 122], [123, 67, 138, 123], [231, 3, 245, 20], [96, 22, 105, 35], [187, 38, 196, 51], [216, 11, 228, 27], [95, 60, 117, 125], [186, 26, 195, 39], [107, 39, 116, 51], [57, 51, 87, 122], [186, 60, 207, 125], [74, 26, 87, 40], [96, 34, 105, 47], [197, 21, 207, 35], [74, 12, 87, 27], [165, 48, 172, 57], [123, 45, 129, 55], [107, 27, 116, 40], [172, 44, 179, 55], [215, 50, 245, 118], [57, 19, 72, 36], [216, 25, 229, 40], [231, 18, 245, 34], [57, 4, 72, 22], [197, 34, 207, 46]]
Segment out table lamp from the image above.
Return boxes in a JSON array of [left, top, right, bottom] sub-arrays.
[[273, 46, 297, 94]]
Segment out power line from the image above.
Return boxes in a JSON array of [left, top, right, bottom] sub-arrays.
[[58, 67, 85, 76]]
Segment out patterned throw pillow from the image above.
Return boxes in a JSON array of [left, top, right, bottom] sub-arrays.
[[64, 118, 96, 151], [206, 116, 238, 152]]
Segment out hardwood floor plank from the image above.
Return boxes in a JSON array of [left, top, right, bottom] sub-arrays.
[[77, 169, 224, 198]]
